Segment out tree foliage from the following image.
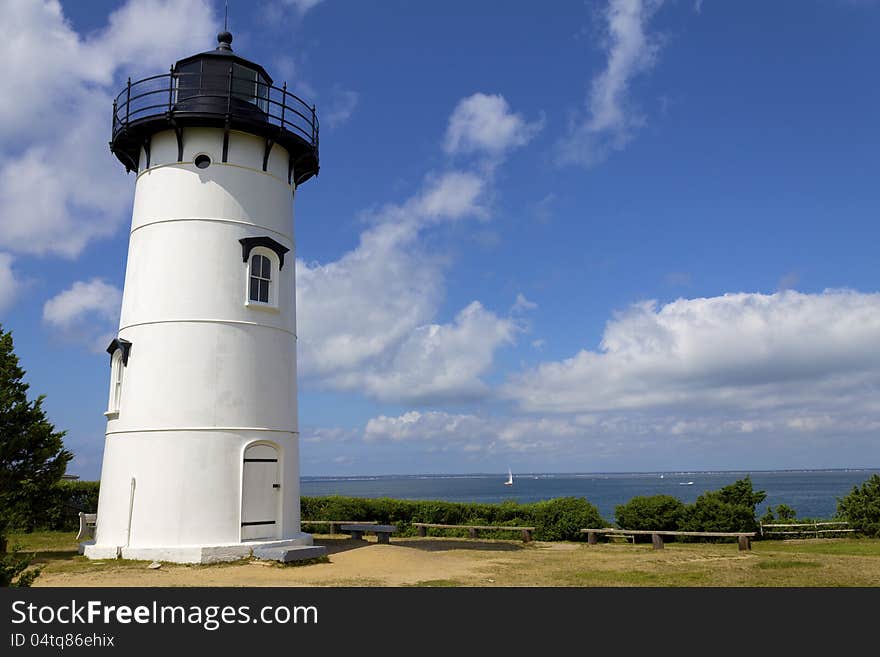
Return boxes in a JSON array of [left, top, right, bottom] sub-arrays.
[[615, 495, 685, 531], [1, 325, 71, 586], [837, 474, 880, 538], [679, 476, 767, 534], [0, 325, 71, 531]]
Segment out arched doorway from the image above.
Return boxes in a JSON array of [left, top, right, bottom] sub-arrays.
[[241, 443, 280, 540]]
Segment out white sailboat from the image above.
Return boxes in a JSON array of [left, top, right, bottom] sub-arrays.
[[504, 468, 513, 486]]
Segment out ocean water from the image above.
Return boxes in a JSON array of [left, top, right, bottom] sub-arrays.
[[301, 469, 880, 521]]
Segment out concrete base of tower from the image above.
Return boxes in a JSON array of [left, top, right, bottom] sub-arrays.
[[82, 532, 321, 564]]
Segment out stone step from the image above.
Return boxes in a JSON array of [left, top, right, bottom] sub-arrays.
[[253, 545, 327, 563]]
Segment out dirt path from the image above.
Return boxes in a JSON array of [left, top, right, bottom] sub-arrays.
[[34, 537, 533, 587]]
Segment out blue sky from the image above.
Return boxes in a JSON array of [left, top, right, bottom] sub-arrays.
[[2, 0, 880, 478]]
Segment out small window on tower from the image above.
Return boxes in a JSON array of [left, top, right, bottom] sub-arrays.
[[105, 350, 124, 418], [249, 254, 272, 304], [240, 238, 286, 311]]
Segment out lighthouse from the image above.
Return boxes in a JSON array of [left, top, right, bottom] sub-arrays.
[[83, 31, 324, 563]]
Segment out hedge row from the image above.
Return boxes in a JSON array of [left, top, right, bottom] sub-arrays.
[[27, 474, 880, 540], [301, 495, 607, 541], [25, 481, 607, 541], [8, 480, 100, 532]]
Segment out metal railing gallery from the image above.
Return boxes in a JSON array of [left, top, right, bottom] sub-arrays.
[[111, 69, 319, 156]]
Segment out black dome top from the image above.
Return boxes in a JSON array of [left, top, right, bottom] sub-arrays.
[[172, 30, 273, 85]]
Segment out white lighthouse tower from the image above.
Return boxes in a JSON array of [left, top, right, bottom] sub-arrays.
[[84, 31, 324, 563]]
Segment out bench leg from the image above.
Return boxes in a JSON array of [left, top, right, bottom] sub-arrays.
[[468, 528, 477, 539], [738, 536, 751, 551], [329, 523, 338, 535], [350, 530, 364, 540], [587, 531, 598, 545], [377, 532, 390, 544], [652, 533, 664, 550], [521, 530, 531, 543], [418, 526, 427, 537]]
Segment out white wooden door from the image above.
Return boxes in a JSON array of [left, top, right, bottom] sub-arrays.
[[241, 444, 280, 540]]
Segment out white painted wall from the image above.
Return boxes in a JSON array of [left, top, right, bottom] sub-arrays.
[[90, 128, 309, 556]]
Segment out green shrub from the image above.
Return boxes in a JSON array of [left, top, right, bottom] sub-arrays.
[[678, 476, 766, 535], [615, 495, 685, 532], [300, 495, 607, 541], [526, 497, 605, 541], [837, 474, 880, 538], [42, 480, 100, 531]]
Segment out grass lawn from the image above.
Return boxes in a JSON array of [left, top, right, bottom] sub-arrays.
[[6, 531, 880, 587]]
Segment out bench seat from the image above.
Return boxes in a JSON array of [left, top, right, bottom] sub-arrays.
[[339, 523, 398, 544]]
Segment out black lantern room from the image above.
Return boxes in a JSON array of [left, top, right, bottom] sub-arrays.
[[110, 31, 319, 185]]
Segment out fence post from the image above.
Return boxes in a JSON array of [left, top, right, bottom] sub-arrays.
[[168, 66, 175, 111]]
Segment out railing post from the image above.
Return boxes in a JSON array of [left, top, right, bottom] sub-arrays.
[[227, 66, 233, 114], [125, 77, 131, 125], [168, 66, 174, 111], [312, 104, 317, 144], [280, 82, 286, 126], [112, 99, 118, 133]]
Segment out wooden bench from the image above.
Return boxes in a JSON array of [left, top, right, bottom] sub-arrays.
[[339, 523, 398, 544], [301, 520, 378, 535], [581, 528, 756, 551], [412, 523, 536, 543], [76, 512, 97, 541]]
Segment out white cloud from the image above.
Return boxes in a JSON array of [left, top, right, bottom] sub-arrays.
[[0, 253, 18, 312], [444, 93, 543, 157], [557, 0, 664, 167], [283, 0, 326, 15], [42, 278, 122, 351], [324, 87, 360, 128], [297, 216, 518, 403], [512, 293, 537, 313], [504, 289, 880, 414], [297, 92, 538, 404], [0, 0, 216, 258], [411, 171, 488, 222], [333, 302, 518, 403]]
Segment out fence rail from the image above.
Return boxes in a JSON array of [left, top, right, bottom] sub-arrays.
[[759, 521, 854, 538]]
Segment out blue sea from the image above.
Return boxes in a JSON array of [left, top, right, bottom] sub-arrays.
[[301, 469, 880, 521]]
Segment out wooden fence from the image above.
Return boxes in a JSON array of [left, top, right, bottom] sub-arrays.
[[759, 521, 854, 538]]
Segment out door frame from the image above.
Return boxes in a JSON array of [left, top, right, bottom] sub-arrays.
[[240, 440, 283, 541]]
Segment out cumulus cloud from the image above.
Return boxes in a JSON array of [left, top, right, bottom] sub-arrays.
[[503, 289, 880, 414], [0, 0, 216, 258], [297, 186, 517, 403], [557, 0, 664, 167], [324, 87, 360, 128], [283, 0, 326, 15], [42, 278, 122, 351], [297, 92, 538, 404], [0, 253, 18, 312], [444, 93, 543, 158]]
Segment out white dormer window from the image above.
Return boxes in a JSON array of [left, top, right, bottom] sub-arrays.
[[107, 350, 123, 417], [239, 236, 289, 311], [104, 338, 131, 419]]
